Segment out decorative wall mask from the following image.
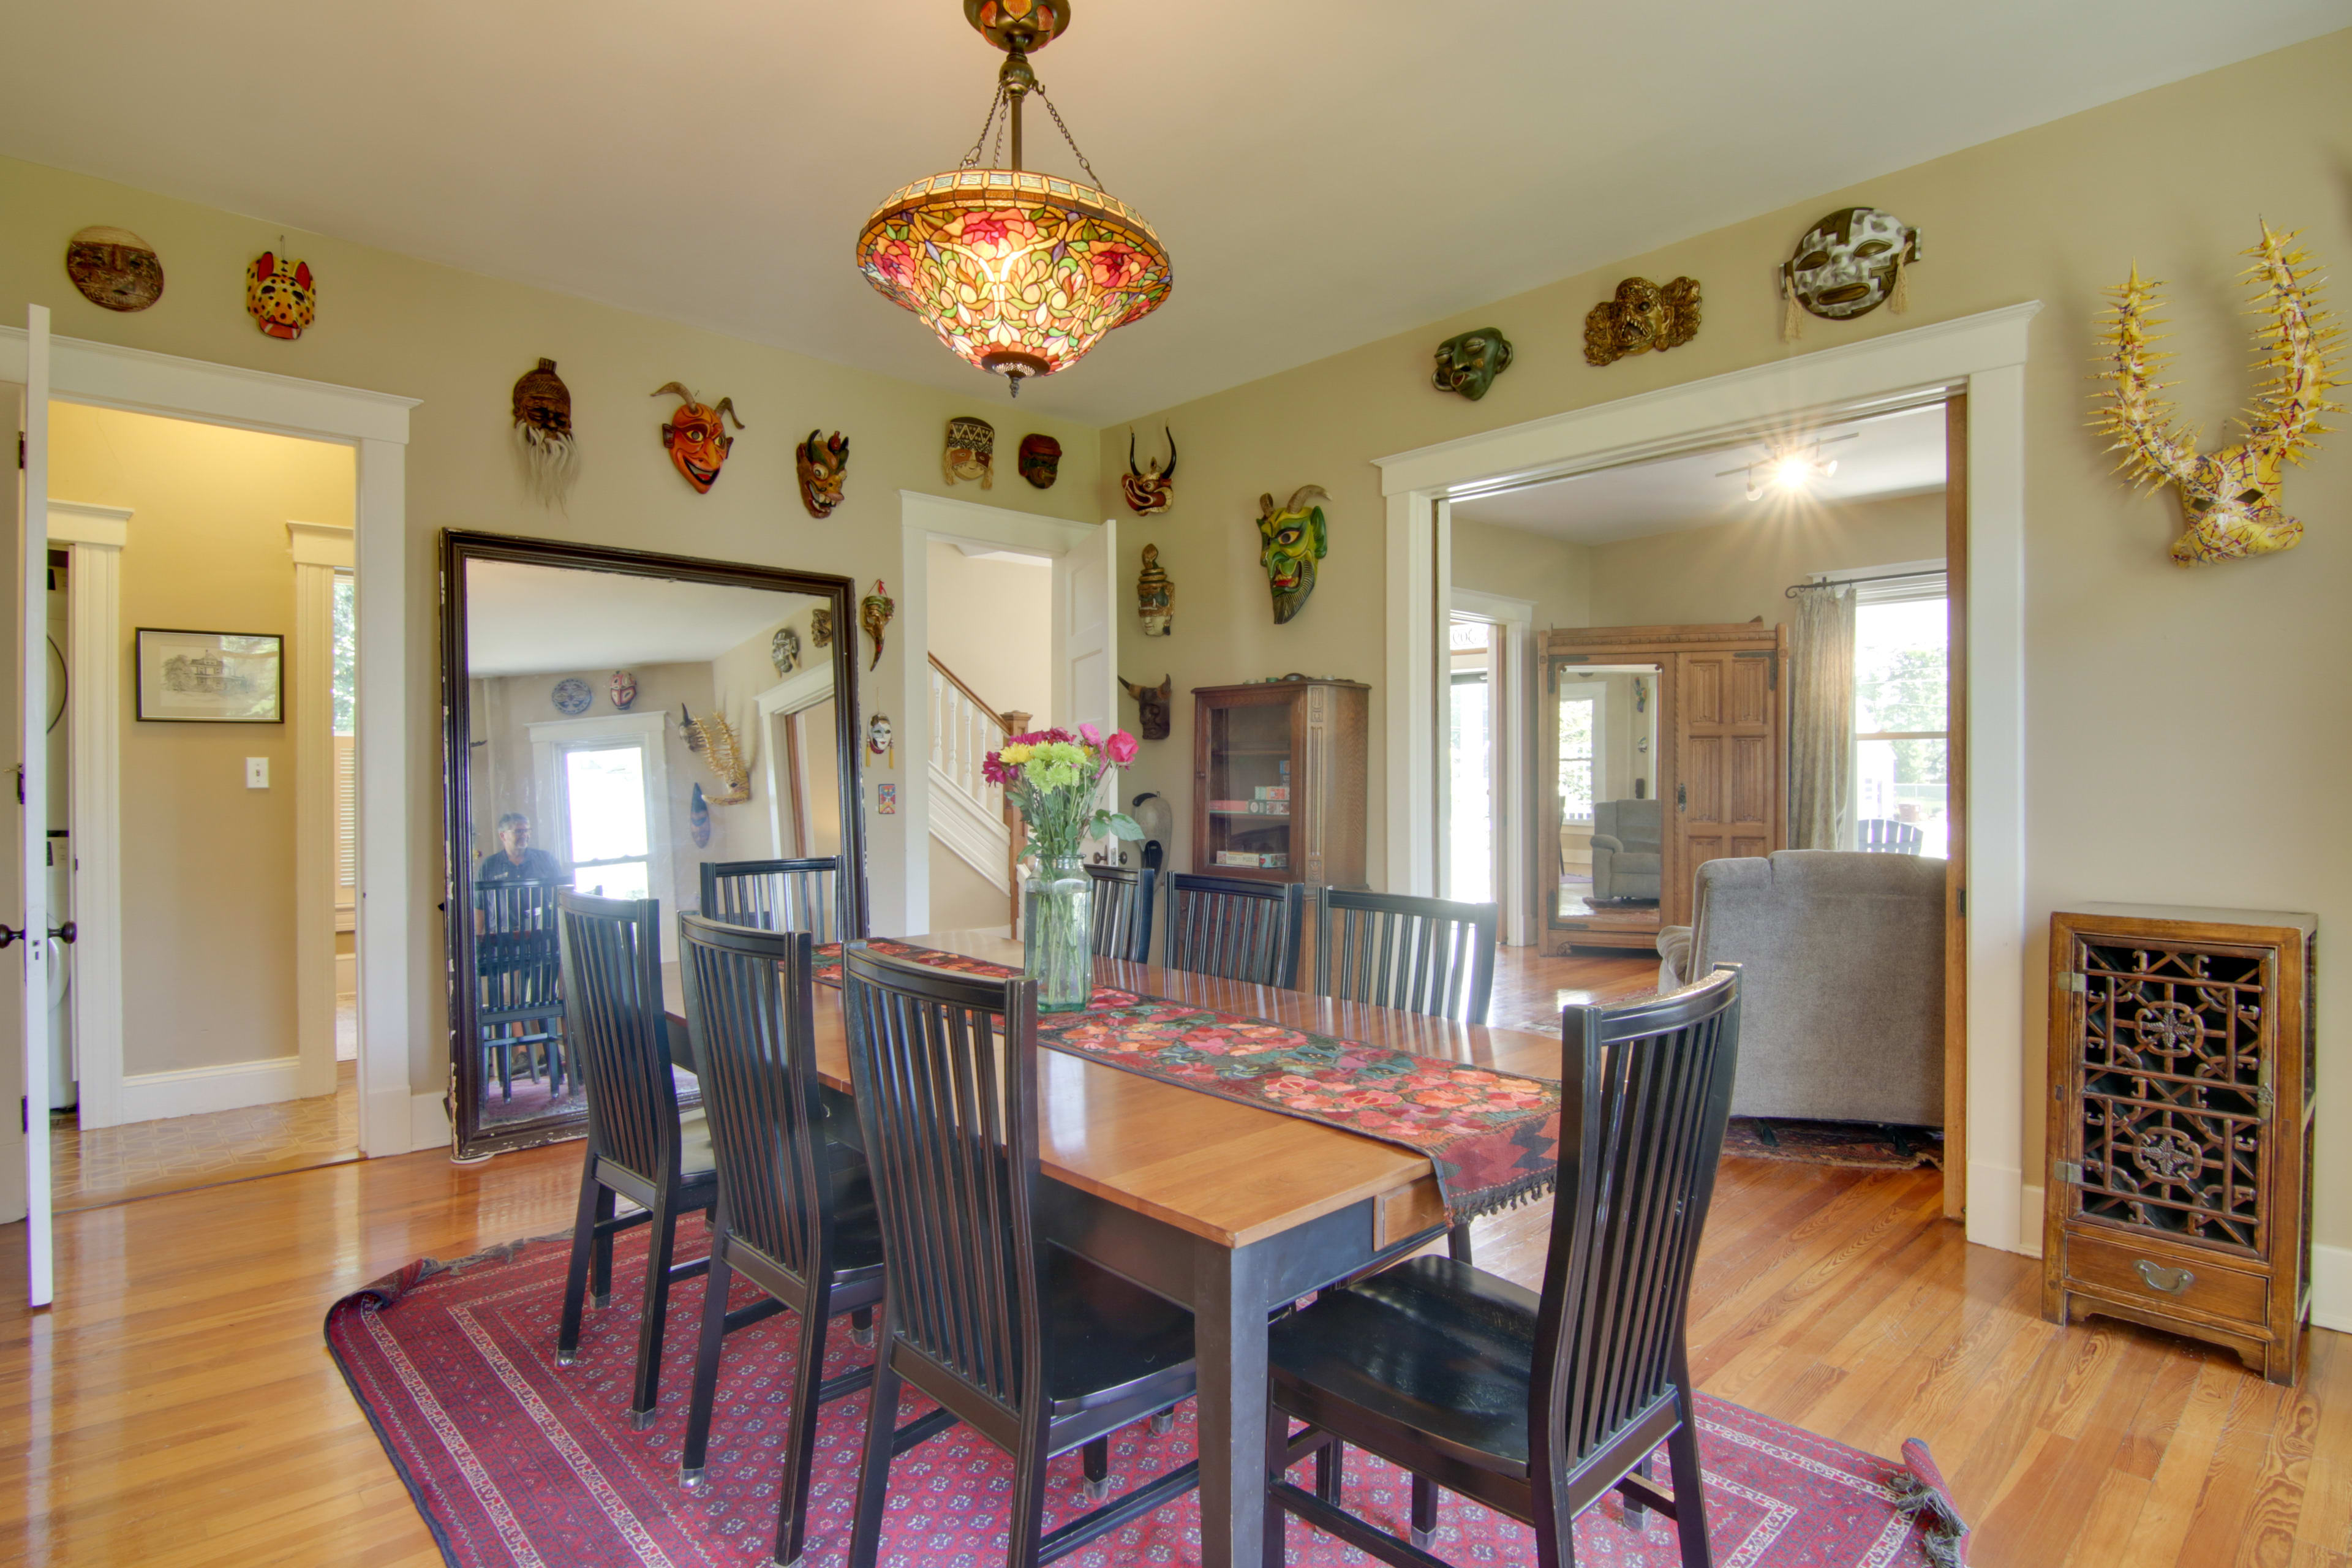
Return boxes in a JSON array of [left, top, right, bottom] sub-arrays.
[[794, 429, 849, 517], [1136, 543, 1174, 636], [1779, 208, 1919, 340], [653, 383, 744, 493], [1431, 327, 1515, 399], [1119, 674, 1172, 740], [944, 416, 995, 488], [1121, 428, 1177, 514], [64, 226, 164, 312], [608, 670, 638, 710], [1256, 486, 1330, 625], [810, 606, 834, 647], [246, 251, 316, 339], [690, 782, 713, 848], [511, 358, 580, 507], [771, 625, 802, 676], [680, 703, 752, 804], [551, 677, 594, 716], [860, 579, 895, 671], [867, 712, 895, 766], [2094, 224, 2340, 567], [1018, 433, 1062, 489], [1583, 279, 1700, 366]]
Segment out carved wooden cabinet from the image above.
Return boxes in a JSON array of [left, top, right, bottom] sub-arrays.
[[1190, 678, 1368, 886], [2041, 904, 2316, 1384]]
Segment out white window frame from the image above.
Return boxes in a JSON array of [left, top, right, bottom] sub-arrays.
[[1816, 559, 1949, 851], [527, 710, 673, 905]]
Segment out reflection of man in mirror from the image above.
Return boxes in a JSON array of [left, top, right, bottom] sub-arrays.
[[479, 812, 565, 885]]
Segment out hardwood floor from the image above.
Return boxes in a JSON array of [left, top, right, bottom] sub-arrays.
[[2, 944, 2342, 1567]]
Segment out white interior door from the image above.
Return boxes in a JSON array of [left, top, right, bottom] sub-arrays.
[[15, 305, 54, 1305]]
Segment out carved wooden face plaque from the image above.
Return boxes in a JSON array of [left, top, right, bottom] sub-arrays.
[[65, 226, 164, 312], [1784, 208, 1918, 320], [246, 251, 315, 339]]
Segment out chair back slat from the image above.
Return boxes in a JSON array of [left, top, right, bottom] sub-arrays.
[[1085, 864, 1158, 962], [1314, 889, 1499, 1024], [677, 916, 833, 1283], [1857, 818, 1924, 855], [556, 891, 681, 1182], [840, 946, 1043, 1417], [1534, 967, 1741, 1474], [1163, 873, 1305, 988], [699, 856, 852, 943]]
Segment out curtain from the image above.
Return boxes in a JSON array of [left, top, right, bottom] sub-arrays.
[[1787, 582, 1856, 850]]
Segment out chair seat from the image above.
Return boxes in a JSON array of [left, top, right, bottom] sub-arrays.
[[1042, 1245, 1195, 1416], [677, 1111, 717, 1178], [1269, 1256, 1539, 1477], [1608, 851, 1662, 876]]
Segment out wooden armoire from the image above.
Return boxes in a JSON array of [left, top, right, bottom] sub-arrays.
[[1539, 623, 1787, 953]]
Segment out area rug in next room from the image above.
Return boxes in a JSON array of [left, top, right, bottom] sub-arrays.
[[327, 1226, 1970, 1567]]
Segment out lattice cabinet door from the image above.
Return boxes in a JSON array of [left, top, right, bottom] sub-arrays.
[[2041, 905, 2315, 1385]]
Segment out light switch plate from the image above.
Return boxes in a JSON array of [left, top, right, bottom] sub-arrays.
[[246, 757, 269, 789]]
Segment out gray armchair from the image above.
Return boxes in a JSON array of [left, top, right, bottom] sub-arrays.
[[1589, 799, 1662, 902], [1657, 851, 1944, 1125]]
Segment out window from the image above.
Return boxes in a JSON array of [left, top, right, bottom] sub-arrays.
[[1556, 692, 1597, 826], [1852, 576, 1948, 858], [1447, 618, 1494, 903], [560, 742, 653, 899], [332, 572, 356, 916]]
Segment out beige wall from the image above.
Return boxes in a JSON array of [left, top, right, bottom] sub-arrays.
[[1586, 491, 1947, 630], [928, 839, 1009, 935], [925, 541, 1052, 722], [1093, 31, 2352, 1249], [1453, 516, 1591, 633], [48, 403, 353, 1078], [0, 148, 1103, 1104]]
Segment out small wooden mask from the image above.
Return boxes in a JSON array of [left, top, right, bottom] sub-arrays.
[[65, 226, 164, 312], [1583, 279, 1700, 366], [1122, 428, 1177, 514], [797, 429, 849, 517], [1136, 543, 1174, 636], [511, 358, 578, 507], [944, 417, 995, 488], [810, 606, 834, 647], [246, 251, 315, 339], [1019, 433, 1062, 489], [1432, 328, 1514, 399], [1257, 486, 1330, 625], [654, 383, 744, 492], [1781, 208, 1919, 338], [860, 580, 895, 672], [1119, 674, 1172, 740]]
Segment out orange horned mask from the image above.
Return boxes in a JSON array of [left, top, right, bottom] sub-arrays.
[[652, 382, 745, 493]]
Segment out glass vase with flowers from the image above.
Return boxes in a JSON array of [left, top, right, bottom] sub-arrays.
[[983, 723, 1143, 1011]]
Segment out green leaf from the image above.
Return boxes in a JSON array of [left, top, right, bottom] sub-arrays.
[[1103, 813, 1144, 841]]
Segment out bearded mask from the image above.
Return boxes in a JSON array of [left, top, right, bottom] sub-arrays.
[[944, 417, 995, 488], [1431, 327, 1515, 399], [654, 382, 744, 493], [1122, 428, 1177, 514], [1256, 486, 1330, 625], [246, 251, 315, 339], [510, 358, 579, 507], [1019, 433, 1062, 489], [797, 429, 849, 517], [65, 226, 164, 312], [1782, 208, 1919, 334]]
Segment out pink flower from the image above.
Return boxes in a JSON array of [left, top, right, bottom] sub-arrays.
[[1105, 730, 1139, 765], [1079, 722, 1102, 747]]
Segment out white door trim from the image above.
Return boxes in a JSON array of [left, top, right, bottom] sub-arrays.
[[895, 490, 1098, 937], [289, 520, 352, 1103], [755, 665, 837, 858], [0, 326, 421, 1155], [47, 502, 129, 1128], [1451, 587, 1534, 946], [1374, 301, 2041, 1257]]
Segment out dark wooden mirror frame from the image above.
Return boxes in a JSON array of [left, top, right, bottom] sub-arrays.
[[440, 529, 868, 1159]]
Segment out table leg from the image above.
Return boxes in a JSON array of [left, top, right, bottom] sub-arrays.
[[1193, 1236, 1275, 1568]]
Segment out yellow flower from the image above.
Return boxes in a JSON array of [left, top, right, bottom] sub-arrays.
[[998, 742, 1033, 765]]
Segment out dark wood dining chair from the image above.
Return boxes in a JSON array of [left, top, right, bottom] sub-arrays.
[[1162, 872, 1306, 988], [839, 944, 1202, 1568], [475, 877, 567, 1101], [1314, 888, 1499, 1025], [554, 890, 717, 1431], [673, 916, 957, 1563], [1313, 887, 1500, 1265], [698, 855, 854, 943], [1084, 862, 1158, 962], [1263, 965, 1744, 1568]]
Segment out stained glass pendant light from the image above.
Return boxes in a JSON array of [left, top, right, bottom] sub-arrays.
[[856, 0, 1171, 396]]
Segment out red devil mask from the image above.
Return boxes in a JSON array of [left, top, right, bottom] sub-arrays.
[[652, 382, 745, 493]]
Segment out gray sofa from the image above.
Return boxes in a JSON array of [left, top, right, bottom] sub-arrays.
[[1656, 851, 1944, 1125], [1590, 799, 1662, 902]]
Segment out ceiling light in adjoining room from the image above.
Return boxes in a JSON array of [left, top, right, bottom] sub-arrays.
[[855, 1, 1172, 398], [1721, 431, 1858, 502]]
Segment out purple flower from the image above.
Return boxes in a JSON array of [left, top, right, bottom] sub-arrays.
[[1104, 730, 1139, 765]]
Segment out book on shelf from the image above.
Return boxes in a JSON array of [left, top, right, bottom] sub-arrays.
[[1254, 786, 1289, 802], [1208, 799, 1289, 815]]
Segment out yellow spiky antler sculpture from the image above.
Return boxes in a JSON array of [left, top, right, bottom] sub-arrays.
[[2094, 224, 2339, 566], [679, 703, 752, 805]]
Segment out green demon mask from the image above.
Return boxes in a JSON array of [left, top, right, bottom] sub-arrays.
[[1256, 485, 1330, 624], [1431, 326, 1514, 401]]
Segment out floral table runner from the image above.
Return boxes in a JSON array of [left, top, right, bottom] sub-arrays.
[[812, 941, 1560, 1224]]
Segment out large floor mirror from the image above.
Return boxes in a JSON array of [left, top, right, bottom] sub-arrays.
[[441, 530, 865, 1158]]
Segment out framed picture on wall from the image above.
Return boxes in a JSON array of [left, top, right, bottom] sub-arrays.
[[134, 628, 285, 722]]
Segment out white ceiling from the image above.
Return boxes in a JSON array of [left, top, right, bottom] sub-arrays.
[[1, 1, 2337, 424], [1451, 403, 1946, 544], [466, 559, 818, 677]]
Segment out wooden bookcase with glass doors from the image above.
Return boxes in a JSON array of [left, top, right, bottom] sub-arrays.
[[1539, 624, 1787, 953], [1190, 677, 1369, 886]]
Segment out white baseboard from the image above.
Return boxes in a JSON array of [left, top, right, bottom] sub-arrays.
[[1962, 1160, 2038, 1256], [409, 1091, 452, 1154], [119, 1056, 303, 1123], [2313, 1243, 2352, 1333]]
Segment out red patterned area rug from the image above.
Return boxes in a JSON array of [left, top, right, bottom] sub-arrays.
[[328, 1226, 1966, 1567]]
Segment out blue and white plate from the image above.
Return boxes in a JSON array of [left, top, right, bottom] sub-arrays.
[[551, 677, 594, 716]]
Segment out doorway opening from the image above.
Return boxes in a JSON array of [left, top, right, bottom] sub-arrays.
[[1444, 616, 1498, 905], [925, 540, 1053, 934]]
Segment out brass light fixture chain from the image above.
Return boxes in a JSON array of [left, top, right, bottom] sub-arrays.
[[1033, 87, 1103, 189], [959, 83, 1009, 169]]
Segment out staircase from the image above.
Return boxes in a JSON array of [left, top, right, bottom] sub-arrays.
[[927, 655, 1025, 919]]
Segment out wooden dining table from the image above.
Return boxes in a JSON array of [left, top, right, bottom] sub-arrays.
[[660, 929, 1566, 1568]]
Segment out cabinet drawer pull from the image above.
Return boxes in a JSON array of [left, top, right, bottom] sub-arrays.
[[2133, 1259, 2195, 1295]]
